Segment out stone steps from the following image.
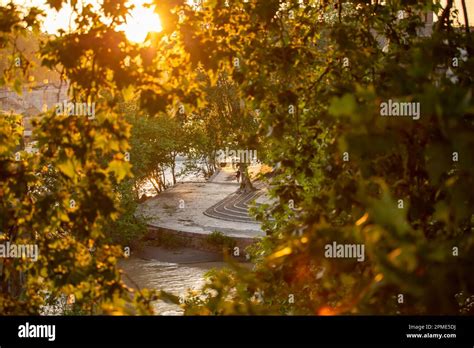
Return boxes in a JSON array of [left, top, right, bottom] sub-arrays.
[[203, 188, 263, 223]]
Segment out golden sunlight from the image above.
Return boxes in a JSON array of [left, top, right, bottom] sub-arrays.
[[119, 0, 162, 43]]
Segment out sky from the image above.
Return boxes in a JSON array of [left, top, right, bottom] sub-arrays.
[[3, 0, 162, 43], [1, 0, 473, 43]]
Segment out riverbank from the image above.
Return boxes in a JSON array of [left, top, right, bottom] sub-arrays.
[[119, 246, 229, 315], [137, 165, 265, 239], [124, 165, 265, 315]]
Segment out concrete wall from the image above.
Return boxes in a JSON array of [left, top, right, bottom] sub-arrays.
[[0, 83, 68, 144], [145, 225, 257, 259], [0, 84, 68, 117]]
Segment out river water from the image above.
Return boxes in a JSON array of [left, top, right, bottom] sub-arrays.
[[126, 158, 227, 315], [119, 256, 226, 315]]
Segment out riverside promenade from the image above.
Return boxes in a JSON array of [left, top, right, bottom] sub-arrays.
[[138, 165, 266, 240]]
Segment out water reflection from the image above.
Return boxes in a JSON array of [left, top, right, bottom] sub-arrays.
[[119, 257, 225, 315]]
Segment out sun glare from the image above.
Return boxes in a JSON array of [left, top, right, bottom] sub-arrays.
[[120, 0, 162, 43], [13, 0, 162, 43]]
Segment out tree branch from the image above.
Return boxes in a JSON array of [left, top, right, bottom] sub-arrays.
[[436, 0, 454, 32], [461, 0, 470, 35]]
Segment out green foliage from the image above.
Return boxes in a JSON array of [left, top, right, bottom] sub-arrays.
[[155, 0, 474, 315], [157, 233, 186, 249], [1, 0, 473, 316], [104, 180, 148, 246], [180, 71, 261, 179], [0, 1, 158, 315], [127, 109, 186, 194], [205, 231, 237, 250]]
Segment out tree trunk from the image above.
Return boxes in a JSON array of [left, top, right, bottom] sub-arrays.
[[210, 149, 218, 172], [149, 177, 161, 195], [461, 0, 470, 34], [205, 157, 213, 178], [436, 0, 454, 32], [170, 159, 176, 186], [161, 169, 167, 189], [134, 181, 141, 201], [238, 162, 255, 193], [150, 168, 164, 194]]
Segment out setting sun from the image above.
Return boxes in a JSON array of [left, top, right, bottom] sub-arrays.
[[119, 0, 162, 43], [19, 0, 162, 43]]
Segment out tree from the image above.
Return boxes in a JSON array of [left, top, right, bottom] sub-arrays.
[[194, 71, 260, 189], [1, 0, 473, 316], [148, 0, 474, 315], [126, 98, 190, 195], [0, 0, 158, 314]]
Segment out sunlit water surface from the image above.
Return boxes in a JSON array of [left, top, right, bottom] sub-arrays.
[[119, 258, 225, 315]]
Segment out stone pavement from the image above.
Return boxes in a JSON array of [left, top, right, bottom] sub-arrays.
[[138, 165, 265, 239], [203, 189, 263, 223]]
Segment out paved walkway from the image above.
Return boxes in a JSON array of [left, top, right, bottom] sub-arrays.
[[138, 165, 265, 239], [203, 183, 264, 223]]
